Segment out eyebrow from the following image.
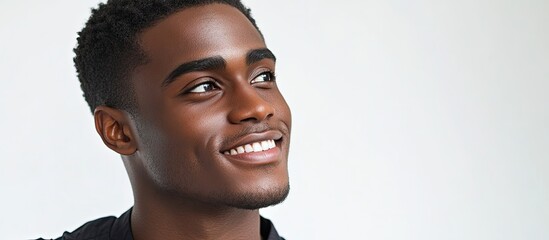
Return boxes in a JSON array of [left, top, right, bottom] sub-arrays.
[[246, 48, 276, 65], [162, 48, 277, 88], [162, 56, 226, 87]]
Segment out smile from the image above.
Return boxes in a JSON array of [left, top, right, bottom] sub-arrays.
[[223, 139, 277, 155]]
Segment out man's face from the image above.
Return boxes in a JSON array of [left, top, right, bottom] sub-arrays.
[[129, 4, 291, 209]]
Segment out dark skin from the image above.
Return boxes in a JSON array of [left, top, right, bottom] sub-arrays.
[[93, 4, 291, 240]]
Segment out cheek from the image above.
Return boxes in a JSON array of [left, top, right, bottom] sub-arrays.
[[173, 103, 227, 147], [280, 96, 292, 125], [153, 104, 228, 174], [134, 120, 184, 188], [269, 90, 292, 129], [136, 108, 227, 191]]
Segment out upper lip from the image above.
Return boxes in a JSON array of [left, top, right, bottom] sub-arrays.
[[221, 130, 283, 153]]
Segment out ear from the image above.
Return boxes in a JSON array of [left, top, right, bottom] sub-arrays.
[[94, 106, 137, 155]]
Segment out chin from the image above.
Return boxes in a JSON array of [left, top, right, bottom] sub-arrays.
[[218, 183, 290, 210]]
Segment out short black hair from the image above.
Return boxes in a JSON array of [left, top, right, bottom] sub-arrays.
[[74, 0, 262, 114]]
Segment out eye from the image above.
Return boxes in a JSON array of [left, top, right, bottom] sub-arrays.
[[251, 71, 276, 84], [187, 81, 219, 93]]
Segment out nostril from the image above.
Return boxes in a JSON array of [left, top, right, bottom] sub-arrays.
[[227, 90, 275, 124], [240, 112, 272, 123], [240, 116, 258, 122]]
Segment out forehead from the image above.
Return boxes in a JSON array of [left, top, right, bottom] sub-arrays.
[[137, 3, 265, 73]]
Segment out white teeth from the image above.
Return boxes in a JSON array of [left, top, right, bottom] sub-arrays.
[[252, 142, 262, 152], [244, 144, 254, 153], [236, 146, 245, 154], [261, 140, 269, 150], [224, 139, 278, 155]]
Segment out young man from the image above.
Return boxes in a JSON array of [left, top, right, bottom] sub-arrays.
[[45, 0, 291, 239]]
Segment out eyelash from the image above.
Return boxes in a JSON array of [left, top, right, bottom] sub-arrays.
[[184, 70, 276, 94], [186, 80, 219, 93], [251, 71, 276, 84]]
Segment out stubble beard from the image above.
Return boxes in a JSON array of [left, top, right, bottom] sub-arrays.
[[133, 115, 290, 210], [215, 183, 290, 210]]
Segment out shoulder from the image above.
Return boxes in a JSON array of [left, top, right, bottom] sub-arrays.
[[55, 215, 117, 240], [36, 209, 133, 240], [260, 216, 286, 240]]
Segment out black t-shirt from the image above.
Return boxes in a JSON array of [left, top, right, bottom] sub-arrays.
[[38, 208, 285, 240]]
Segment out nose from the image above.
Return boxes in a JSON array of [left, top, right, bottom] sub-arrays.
[[227, 86, 275, 124]]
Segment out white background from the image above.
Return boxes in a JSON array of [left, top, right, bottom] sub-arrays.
[[1, 0, 548, 239]]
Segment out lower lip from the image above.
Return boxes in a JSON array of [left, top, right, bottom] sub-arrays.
[[222, 146, 281, 166]]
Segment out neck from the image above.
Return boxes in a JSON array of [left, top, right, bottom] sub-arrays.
[[125, 165, 262, 240], [131, 198, 261, 240]]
